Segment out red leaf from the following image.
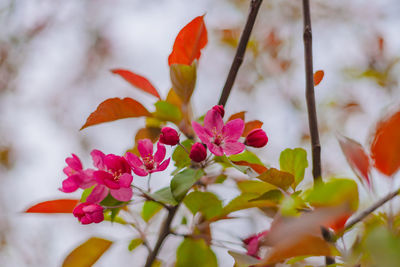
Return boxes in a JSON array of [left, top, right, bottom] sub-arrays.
[[111, 69, 160, 99], [243, 120, 263, 137], [232, 160, 267, 174], [313, 70, 324, 86], [168, 15, 208, 66], [371, 110, 400, 176], [228, 111, 246, 122], [338, 134, 371, 187], [25, 199, 79, 213], [81, 97, 151, 130]]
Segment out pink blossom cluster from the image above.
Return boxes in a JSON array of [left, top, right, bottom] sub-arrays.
[[60, 139, 171, 224]]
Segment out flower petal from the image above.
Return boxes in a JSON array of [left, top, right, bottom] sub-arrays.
[[154, 142, 166, 163], [132, 167, 148, 176], [204, 109, 224, 133], [154, 158, 170, 172], [222, 141, 245, 156], [138, 139, 154, 158], [91, 149, 106, 170], [66, 154, 83, 171], [223, 119, 244, 142], [192, 121, 213, 144], [125, 152, 144, 168], [119, 173, 133, 188], [110, 187, 133, 202], [208, 143, 224, 156], [104, 179, 120, 189], [93, 170, 113, 185], [87, 185, 108, 203], [60, 175, 80, 193]]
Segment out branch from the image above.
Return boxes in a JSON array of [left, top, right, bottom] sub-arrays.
[[302, 0, 322, 185], [343, 188, 400, 233], [144, 205, 179, 267], [217, 0, 263, 106], [301, 0, 330, 264]]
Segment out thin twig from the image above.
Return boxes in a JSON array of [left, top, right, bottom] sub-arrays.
[[144, 205, 179, 267], [302, 0, 322, 185], [301, 0, 330, 264], [218, 0, 263, 106], [342, 188, 400, 233]]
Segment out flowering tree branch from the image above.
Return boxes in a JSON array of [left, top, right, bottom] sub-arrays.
[[218, 0, 263, 106], [343, 188, 400, 233], [301, 0, 332, 264], [301, 0, 322, 186]]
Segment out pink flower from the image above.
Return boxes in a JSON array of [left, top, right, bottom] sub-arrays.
[[60, 154, 95, 193], [159, 127, 180, 146], [245, 128, 268, 148], [189, 142, 207, 162], [86, 150, 133, 203], [125, 139, 170, 176], [73, 202, 104, 225], [212, 105, 225, 118], [192, 108, 245, 156], [243, 231, 268, 258]]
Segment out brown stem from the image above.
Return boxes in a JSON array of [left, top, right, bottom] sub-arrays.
[[301, 0, 329, 264], [302, 0, 322, 185], [144, 205, 179, 267], [218, 0, 263, 106], [343, 188, 400, 233]]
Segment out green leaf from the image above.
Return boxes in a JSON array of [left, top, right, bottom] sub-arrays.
[[250, 190, 283, 202], [184, 191, 222, 220], [81, 186, 95, 202], [221, 193, 279, 217], [229, 150, 263, 165], [154, 101, 182, 122], [172, 139, 194, 170], [128, 238, 143, 252], [100, 194, 125, 207], [141, 201, 163, 222], [214, 155, 250, 173], [176, 238, 217, 267], [215, 174, 227, 184], [257, 168, 294, 190], [170, 63, 197, 103], [148, 187, 178, 206], [103, 211, 127, 225], [62, 237, 112, 267], [237, 180, 277, 195], [170, 168, 204, 202], [364, 226, 400, 267], [279, 148, 308, 189], [305, 178, 359, 211]]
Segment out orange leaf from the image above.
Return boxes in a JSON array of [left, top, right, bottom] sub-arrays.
[[371, 110, 400, 176], [338, 134, 371, 187], [81, 97, 151, 130], [228, 111, 246, 122], [62, 237, 112, 267], [168, 15, 208, 66], [243, 120, 263, 136], [111, 69, 160, 99], [25, 199, 79, 213], [313, 70, 324, 86], [166, 88, 183, 108], [232, 160, 267, 174]]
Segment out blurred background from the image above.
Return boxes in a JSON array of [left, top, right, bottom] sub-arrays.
[[1, 0, 400, 266]]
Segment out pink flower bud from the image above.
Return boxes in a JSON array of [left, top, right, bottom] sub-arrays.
[[245, 129, 268, 148], [159, 127, 180, 146], [212, 105, 225, 118], [189, 142, 207, 162], [73, 202, 104, 225]]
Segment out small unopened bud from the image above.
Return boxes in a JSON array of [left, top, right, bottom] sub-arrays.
[[245, 129, 268, 148], [159, 127, 180, 146], [189, 142, 207, 162], [212, 105, 225, 118]]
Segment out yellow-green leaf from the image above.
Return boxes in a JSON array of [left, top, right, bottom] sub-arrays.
[[62, 237, 112, 267], [279, 148, 308, 189], [257, 168, 294, 190], [176, 238, 217, 267]]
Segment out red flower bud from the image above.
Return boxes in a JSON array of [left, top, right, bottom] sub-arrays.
[[159, 127, 180, 146], [189, 142, 207, 162], [212, 105, 225, 118], [73, 202, 104, 225], [245, 128, 268, 148]]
